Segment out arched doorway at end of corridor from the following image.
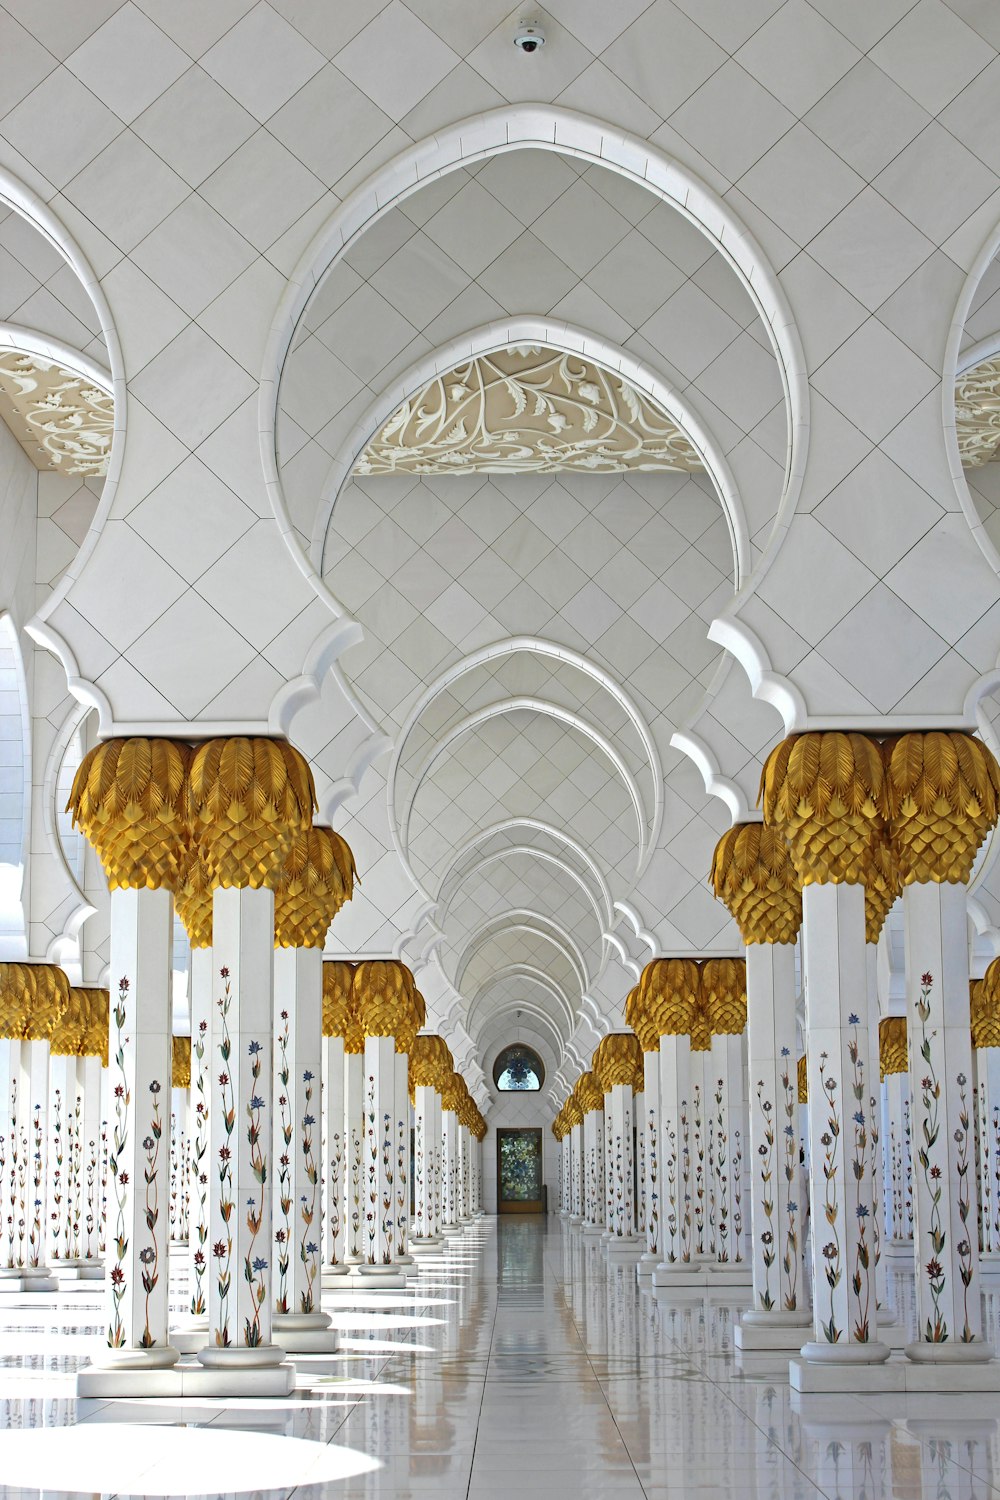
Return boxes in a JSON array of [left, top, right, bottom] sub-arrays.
[[497, 1127, 544, 1214]]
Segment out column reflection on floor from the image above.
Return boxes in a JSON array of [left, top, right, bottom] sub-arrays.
[[2, 1218, 1000, 1495]]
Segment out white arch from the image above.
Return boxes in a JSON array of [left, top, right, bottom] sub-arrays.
[[455, 913, 590, 997], [437, 819, 615, 927], [437, 844, 608, 949], [315, 317, 748, 589], [260, 104, 806, 604], [947, 227, 1000, 577], [399, 695, 649, 878], [389, 636, 663, 900]]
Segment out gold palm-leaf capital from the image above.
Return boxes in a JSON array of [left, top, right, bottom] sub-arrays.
[[701, 957, 747, 1035], [797, 1055, 808, 1104], [172, 1035, 191, 1088], [884, 731, 1000, 885], [638, 956, 699, 1036], [974, 969, 1000, 1049], [187, 737, 316, 889], [274, 827, 357, 948], [710, 822, 802, 944], [592, 1032, 643, 1090], [624, 984, 660, 1052], [878, 1016, 909, 1079], [67, 737, 191, 889], [761, 732, 886, 885]]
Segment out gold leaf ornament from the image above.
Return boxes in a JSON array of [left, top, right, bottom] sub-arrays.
[[761, 732, 886, 886], [797, 1055, 807, 1104], [353, 959, 420, 1040], [49, 986, 90, 1056], [975, 964, 1000, 1050], [575, 1070, 605, 1114], [409, 1033, 453, 1094], [172, 1035, 191, 1088], [701, 957, 747, 1036], [624, 985, 660, 1052], [175, 851, 214, 949], [710, 822, 802, 945], [79, 989, 110, 1065], [273, 826, 357, 948], [563, 1092, 583, 1129], [864, 835, 900, 944], [883, 731, 1000, 885], [187, 737, 316, 889], [878, 1016, 908, 1079], [0, 963, 69, 1041], [322, 961, 361, 1049], [638, 957, 700, 1037], [689, 993, 712, 1053], [67, 738, 191, 889], [592, 1032, 643, 1090]]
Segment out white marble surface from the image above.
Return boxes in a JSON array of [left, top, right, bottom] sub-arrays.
[[0, 1218, 998, 1497]]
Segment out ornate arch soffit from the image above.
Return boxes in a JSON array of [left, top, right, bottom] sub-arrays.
[[465, 969, 577, 1047], [477, 1005, 568, 1064], [948, 219, 1000, 577], [0, 326, 113, 479], [398, 694, 649, 880], [42, 695, 97, 965], [316, 322, 747, 588], [4, 172, 126, 648], [261, 103, 805, 601]]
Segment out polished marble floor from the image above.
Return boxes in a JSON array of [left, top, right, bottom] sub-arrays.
[[0, 1220, 998, 1498]]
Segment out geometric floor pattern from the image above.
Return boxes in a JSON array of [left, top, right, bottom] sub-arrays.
[[1, 1220, 999, 1498]]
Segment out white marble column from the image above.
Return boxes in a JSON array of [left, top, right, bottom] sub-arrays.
[[798, 881, 889, 1370], [604, 1082, 640, 1253], [49, 1052, 76, 1267], [653, 1031, 694, 1281], [362, 1033, 397, 1272], [94, 890, 177, 1367], [169, 1075, 189, 1245], [198, 887, 284, 1371], [708, 1029, 749, 1277], [322, 1031, 347, 1272], [974, 1039, 1000, 1269], [188, 945, 212, 1320], [272, 945, 336, 1349], [79, 1052, 103, 1272], [345, 1047, 365, 1260], [442, 1105, 460, 1230], [688, 1045, 711, 1261], [431, 1087, 444, 1230], [881, 1041, 913, 1254], [412, 1083, 440, 1244], [0, 1038, 28, 1274], [582, 1102, 604, 1234], [739, 941, 810, 1347], [394, 1049, 412, 1259], [639, 1049, 660, 1273], [902, 880, 988, 1359]]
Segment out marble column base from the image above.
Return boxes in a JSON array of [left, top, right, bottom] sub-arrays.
[[977, 1251, 1000, 1279], [735, 1310, 813, 1352], [581, 1221, 605, 1237], [272, 1311, 340, 1353], [77, 1356, 296, 1399], [706, 1261, 753, 1285], [884, 1238, 914, 1262], [568, 1215, 584, 1226], [606, 1235, 644, 1264], [791, 1351, 1000, 1394], [74, 1263, 104, 1281], [408, 1235, 444, 1252], [331, 1268, 407, 1289], [441, 1224, 465, 1239], [0, 1270, 58, 1292], [636, 1252, 659, 1279], [651, 1262, 709, 1289]]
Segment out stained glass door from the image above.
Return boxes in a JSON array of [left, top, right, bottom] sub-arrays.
[[497, 1128, 543, 1214]]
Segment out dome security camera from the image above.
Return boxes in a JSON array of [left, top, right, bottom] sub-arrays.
[[513, 21, 546, 54]]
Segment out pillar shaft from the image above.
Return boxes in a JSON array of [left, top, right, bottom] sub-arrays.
[[583, 1108, 604, 1226], [689, 1049, 709, 1257], [442, 1108, 459, 1227], [345, 1050, 364, 1260], [169, 1083, 189, 1243], [605, 1083, 637, 1239], [709, 1031, 747, 1266], [865, 946, 889, 1314], [642, 1051, 660, 1262], [801, 881, 886, 1357], [100, 885, 176, 1364], [0, 1039, 27, 1270], [393, 1051, 410, 1257], [975, 1045, 1000, 1256], [363, 1034, 396, 1265], [903, 879, 987, 1350], [569, 1120, 583, 1220], [80, 1054, 102, 1264], [882, 1070, 913, 1244], [273, 946, 323, 1315], [658, 1034, 692, 1264], [188, 945, 212, 1317], [322, 1033, 346, 1267], [49, 1053, 76, 1263], [413, 1084, 437, 1240], [747, 941, 806, 1313], [203, 886, 278, 1359]]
